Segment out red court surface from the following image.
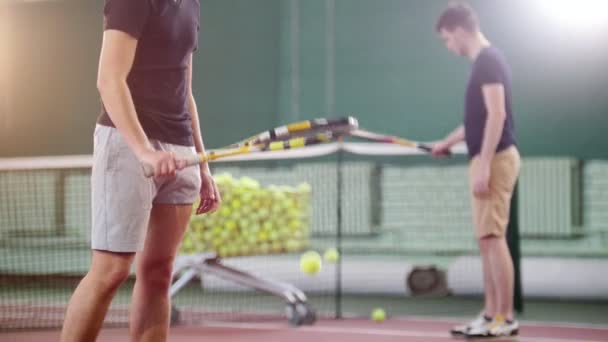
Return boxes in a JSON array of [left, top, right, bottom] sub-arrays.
[[3, 318, 608, 342]]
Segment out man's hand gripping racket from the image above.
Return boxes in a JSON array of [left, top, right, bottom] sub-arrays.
[[142, 116, 359, 178]]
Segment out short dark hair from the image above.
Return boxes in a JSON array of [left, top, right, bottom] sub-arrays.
[[435, 2, 479, 33]]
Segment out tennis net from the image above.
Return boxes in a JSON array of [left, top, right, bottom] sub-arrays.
[[2, 144, 608, 331]]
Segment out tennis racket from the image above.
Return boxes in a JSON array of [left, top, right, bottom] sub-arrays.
[[228, 116, 356, 148], [142, 119, 357, 177], [348, 129, 434, 153]]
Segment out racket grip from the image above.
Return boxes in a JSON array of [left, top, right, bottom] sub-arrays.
[[418, 143, 452, 157], [142, 153, 203, 178], [417, 144, 433, 153]]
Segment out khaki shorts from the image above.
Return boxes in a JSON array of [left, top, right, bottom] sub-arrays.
[[91, 125, 201, 252], [469, 146, 521, 240]]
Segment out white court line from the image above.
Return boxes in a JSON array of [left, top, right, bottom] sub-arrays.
[[200, 321, 608, 342], [386, 315, 608, 331]]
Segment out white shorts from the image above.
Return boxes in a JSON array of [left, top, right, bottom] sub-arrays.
[[91, 125, 201, 252]]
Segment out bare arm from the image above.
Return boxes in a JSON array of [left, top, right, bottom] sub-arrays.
[[442, 125, 465, 147], [431, 124, 464, 156], [97, 30, 151, 157], [97, 30, 178, 177], [187, 54, 220, 214], [186, 54, 210, 174], [479, 84, 507, 164]]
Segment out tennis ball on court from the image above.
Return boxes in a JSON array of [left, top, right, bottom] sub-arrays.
[[371, 308, 386, 322], [299, 251, 322, 275], [323, 248, 340, 263]]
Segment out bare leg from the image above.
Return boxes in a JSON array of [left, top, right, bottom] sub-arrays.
[[60, 251, 134, 342], [484, 236, 514, 320], [129, 204, 192, 342], [479, 238, 497, 318]]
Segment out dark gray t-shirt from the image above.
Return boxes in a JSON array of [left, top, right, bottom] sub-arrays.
[[464, 47, 515, 158], [98, 0, 200, 146]]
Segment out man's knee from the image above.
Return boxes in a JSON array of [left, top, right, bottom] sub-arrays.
[[90, 251, 134, 294], [137, 257, 175, 292], [478, 235, 503, 248]]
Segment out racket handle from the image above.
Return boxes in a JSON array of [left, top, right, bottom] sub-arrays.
[[418, 143, 452, 157], [142, 153, 203, 178], [417, 144, 433, 153]]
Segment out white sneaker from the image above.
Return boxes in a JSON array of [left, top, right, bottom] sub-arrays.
[[450, 314, 492, 336], [488, 318, 519, 337], [466, 315, 519, 338]]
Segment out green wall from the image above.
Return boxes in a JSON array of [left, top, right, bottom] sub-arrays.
[[1, 0, 607, 158], [279, 0, 608, 158], [0, 1, 101, 157], [193, 0, 281, 148], [0, 0, 281, 157]]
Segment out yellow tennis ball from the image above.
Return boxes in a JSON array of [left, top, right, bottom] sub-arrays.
[[371, 308, 386, 322], [299, 251, 322, 275], [323, 248, 340, 263], [220, 207, 231, 217]]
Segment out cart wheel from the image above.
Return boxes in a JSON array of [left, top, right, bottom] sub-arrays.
[[300, 303, 316, 325], [286, 302, 316, 326], [170, 305, 180, 326]]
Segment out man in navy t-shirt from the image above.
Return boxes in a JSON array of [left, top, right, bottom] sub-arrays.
[[431, 2, 521, 338]]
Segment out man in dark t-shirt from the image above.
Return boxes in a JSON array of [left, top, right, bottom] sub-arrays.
[[97, 0, 200, 146], [431, 2, 521, 338], [61, 1, 220, 341]]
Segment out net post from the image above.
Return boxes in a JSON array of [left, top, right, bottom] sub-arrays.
[[335, 146, 343, 319], [54, 170, 66, 236], [507, 181, 523, 313]]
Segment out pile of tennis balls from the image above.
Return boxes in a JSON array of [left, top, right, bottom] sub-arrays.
[[180, 173, 312, 257]]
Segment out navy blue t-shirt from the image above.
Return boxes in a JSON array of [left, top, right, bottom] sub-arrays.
[[464, 47, 515, 158], [98, 0, 200, 146]]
